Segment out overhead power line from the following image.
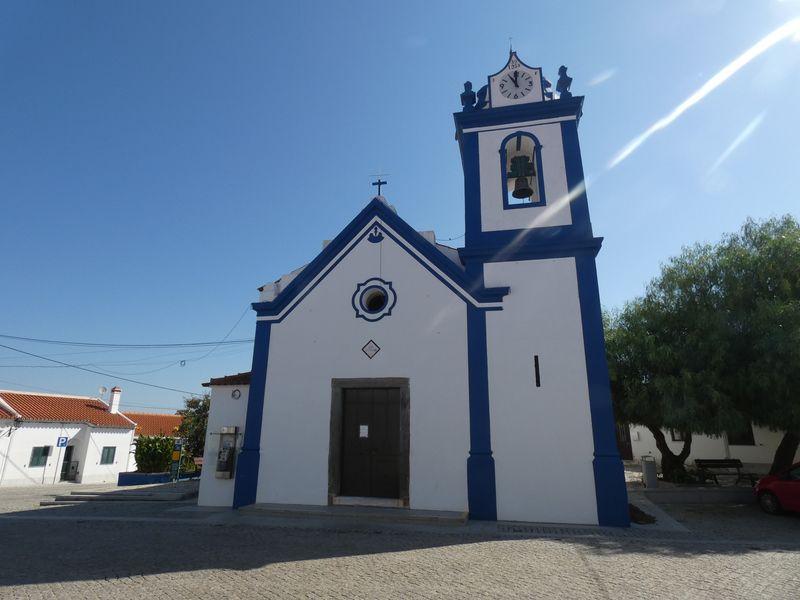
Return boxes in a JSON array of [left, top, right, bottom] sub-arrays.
[[0, 343, 199, 395], [0, 333, 254, 349]]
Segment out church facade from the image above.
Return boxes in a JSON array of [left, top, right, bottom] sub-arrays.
[[198, 53, 629, 526]]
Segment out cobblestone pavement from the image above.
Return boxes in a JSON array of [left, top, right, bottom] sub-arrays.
[[0, 485, 799, 599]]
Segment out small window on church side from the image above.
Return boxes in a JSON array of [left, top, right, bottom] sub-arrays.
[[500, 132, 546, 209]]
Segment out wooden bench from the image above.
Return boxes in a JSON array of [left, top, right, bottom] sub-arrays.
[[694, 459, 758, 486]]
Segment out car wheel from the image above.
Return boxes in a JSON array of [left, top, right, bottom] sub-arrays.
[[758, 491, 782, 515]]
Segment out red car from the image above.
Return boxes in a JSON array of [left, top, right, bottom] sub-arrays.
[[755, 461, 800, 514]]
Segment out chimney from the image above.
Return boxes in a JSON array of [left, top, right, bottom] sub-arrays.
[[108, 386, 122, 414]]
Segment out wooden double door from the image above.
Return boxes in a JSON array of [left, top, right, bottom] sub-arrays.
[[340, 387, 403, 499]]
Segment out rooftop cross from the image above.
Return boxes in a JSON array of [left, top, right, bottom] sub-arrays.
[[371, 178, 388, 195]]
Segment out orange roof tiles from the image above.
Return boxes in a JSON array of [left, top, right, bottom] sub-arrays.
[[123, 412, 182, 437], [0, 405, 13, 419], [0, 390, 135, 429]]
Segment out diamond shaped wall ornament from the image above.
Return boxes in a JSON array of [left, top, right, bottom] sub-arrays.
[[362, 340, 380, 359]]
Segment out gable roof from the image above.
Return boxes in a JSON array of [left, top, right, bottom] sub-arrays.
[[123, 412, 183, 437], [0, 390, 135, 429], [202, 371, 251, 387], [253, 197, 509, 322]]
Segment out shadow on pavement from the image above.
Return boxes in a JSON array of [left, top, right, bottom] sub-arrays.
[[1, 492, 799, 587]]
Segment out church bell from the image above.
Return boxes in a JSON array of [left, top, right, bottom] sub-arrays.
[[512, 176, 534, 199], [506, 135, 537, 201]]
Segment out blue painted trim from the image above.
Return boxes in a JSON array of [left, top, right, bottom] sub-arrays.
[[454, 96, 583, 133], [351, 277, 397, 322], [252, 201, 509, 321], [232, 320, 272, 509], [574, 254, 630, 527], [560, 120, 593, 239], [499, 131, 546, 210], [459, 237, 602, 263], [460, 132, 483, 247], [466, 304, 497, 521]]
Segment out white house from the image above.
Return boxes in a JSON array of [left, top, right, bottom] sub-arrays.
[[0, 387, 135, 487], [199, 53, 629, 526], [626, 424, 800, 471]]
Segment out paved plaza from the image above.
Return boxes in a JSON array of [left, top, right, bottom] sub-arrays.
[[0, 483, 798, 599]]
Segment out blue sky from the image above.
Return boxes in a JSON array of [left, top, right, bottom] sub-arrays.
[[1, 1, 798, 412]]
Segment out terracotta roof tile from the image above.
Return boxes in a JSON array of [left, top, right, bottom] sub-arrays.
[[202, 371, 251, 387], [0, 405, 13, 419], [123, 412, 183, 437], [0, 391, 135, 429]]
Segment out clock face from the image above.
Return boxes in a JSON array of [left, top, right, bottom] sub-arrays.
[[498, 69, 535, 100]]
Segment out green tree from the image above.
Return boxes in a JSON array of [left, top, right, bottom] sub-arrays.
[[714, 216, 800, 473], [178, 394, 210, 459], [134, 435, 174, 473], [607, 216, 800, 479]]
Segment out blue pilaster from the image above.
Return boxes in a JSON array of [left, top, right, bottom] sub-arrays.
[[575, 254, 630, 527], [232, 319, 272, 509], [466, 304, 497, 520], [460, 132, 483, 248]]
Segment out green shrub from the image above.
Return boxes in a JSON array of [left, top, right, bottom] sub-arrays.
[[134, 435, 174, 473]]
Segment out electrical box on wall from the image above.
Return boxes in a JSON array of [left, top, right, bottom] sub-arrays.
[[215, 426, 239, 479]]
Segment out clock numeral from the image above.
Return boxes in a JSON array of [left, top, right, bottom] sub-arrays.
[[514, 93, 519, 99]]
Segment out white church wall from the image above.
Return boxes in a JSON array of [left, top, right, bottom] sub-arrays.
[[484, 257, 599, 524], [257, 233, 471, 512], [477, 121, 573, 234], [630, 425, 800, 468], [198, 384, 249, 506]]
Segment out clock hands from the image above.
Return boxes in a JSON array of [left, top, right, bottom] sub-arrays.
[[510, 70, 519, 87]]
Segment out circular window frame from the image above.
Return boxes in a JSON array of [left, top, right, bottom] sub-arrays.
[[352, 278, 397, 322]]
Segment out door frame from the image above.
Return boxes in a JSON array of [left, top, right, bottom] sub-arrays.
[[328, 378, 410, 507]]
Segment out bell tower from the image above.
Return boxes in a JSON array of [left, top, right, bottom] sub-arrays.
[[455, 51, 593, 251], [453, 52, 630, 527]]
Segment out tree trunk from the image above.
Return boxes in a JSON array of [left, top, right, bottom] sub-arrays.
[[648, 426, 693, 482], [769, 431, 800, 475]]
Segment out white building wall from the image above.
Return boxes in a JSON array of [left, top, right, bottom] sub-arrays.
[[478, 121, 573, 233], [198, 384, 249, 506], [0, 423, 132, 487], [484, 258, 599, 524], [257, 234, 471, 512], [631, 425, 800, 467], [75, 428, 135, 484]]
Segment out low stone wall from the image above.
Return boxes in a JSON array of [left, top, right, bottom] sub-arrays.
[[117, 472, 171, 486]]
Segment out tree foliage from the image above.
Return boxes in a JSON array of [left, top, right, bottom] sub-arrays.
[[178, 394, 210, 459], [607, 216, 800, 478], [134, 435, 174, 473]]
